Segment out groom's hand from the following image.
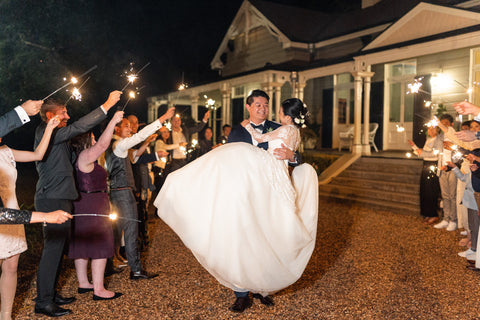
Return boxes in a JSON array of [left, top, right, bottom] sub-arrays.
[[273, 144, 295, 162]]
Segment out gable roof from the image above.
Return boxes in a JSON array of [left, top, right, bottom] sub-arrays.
[[363, 2, 480, 50], [210, 0, 477, 70]]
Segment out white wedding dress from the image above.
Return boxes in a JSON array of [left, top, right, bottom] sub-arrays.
[[154, 124, 318, 295]]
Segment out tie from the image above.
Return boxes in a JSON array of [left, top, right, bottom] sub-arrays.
[[251, 123, 264, 131]]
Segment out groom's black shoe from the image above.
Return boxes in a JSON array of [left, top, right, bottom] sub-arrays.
[[54, 293, 76, 305], [230, 296, 252, 312], [253, 293, 274, 306], [130, 269, 159, 280]]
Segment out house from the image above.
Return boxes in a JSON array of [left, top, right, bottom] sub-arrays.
[[147, 0, 480, 155]]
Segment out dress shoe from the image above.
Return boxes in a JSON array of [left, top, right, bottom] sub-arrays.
[[34, 303, 72, 317], [54, 294, 76, 306], [253, 293, 274, 306], [230, 296, 252, 313], [77, 287, 94, 294], [130, 269, 159, 280], [93, 292, 123, 301]]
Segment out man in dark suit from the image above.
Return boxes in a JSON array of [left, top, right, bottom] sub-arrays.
[[227, 89, 298, 313], [33, 91, 121, 317], [0, 100, 43, 137]]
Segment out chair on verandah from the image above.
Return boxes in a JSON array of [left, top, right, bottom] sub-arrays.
[[338, 125, 354, 151], [367, 122, 379, 152]]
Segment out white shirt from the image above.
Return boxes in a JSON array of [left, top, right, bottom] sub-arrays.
[[171, 129, 187, 159], [249, 121, 266, 146], [112, 119, 162, 159], [14, 106, 30, 124]]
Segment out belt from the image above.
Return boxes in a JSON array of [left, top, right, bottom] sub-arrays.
[[110, 187, 132, 191]]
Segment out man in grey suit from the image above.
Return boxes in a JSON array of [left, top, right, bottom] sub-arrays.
[[0, 100, 43, 137], [33, 91, 122, 318]]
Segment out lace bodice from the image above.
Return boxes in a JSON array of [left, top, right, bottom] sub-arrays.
[[245, 124, 301, 153]]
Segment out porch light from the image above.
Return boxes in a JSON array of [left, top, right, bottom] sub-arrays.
[[430, 74, 453, 92]]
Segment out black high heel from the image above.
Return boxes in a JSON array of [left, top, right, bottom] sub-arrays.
[[92, 292, 123, 301]]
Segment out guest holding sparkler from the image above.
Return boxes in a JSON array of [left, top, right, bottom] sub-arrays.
[[446, 156, 479, 262], [408, 126, 442, 225], [217, 124, 231, 145], [198, 127, 214, 156], [105, 107, 175, 280], [0, 116, 59, 320], [68, 111, 124, 301], [431, 114, 458, 231], [33, 91, 122, 318], [166, 110, 210, 173], [153, 127, 186, 192], [0, 100, 43, 137]]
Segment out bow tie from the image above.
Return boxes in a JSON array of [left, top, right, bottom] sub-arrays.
[[251, 123, 264, 131]]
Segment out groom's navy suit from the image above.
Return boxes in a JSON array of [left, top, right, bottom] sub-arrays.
[[227, 120, 280, 148]]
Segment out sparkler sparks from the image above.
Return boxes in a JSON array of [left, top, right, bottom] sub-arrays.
[[43, 65, 97, 100], [121, 62, 150, 91], [65, 76, 91, 103], [120, 90, 136, 111], [426, 118, 439, 128]]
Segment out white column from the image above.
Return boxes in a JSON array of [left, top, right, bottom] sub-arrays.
[[352, 72, 363, 154], [297, 83, 306, 101], [362, 73, 374, 155], [191, 96, 199, 121], [222, 90, 231, 125], [275, 85, 282, 122]]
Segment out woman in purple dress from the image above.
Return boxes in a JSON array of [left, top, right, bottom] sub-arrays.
[[68, 111, 124, 300]]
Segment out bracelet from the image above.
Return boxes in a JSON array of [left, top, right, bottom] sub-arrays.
[[43, 215, 47, 227]]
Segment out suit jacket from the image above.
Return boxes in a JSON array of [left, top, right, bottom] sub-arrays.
[[228, 120, 301, 165], [0, 109, 24, 137], [34, 107, 107, 201], [227, 120, 280, 150]]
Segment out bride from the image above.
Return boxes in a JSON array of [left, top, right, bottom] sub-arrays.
[[154, 97, 318, 297]]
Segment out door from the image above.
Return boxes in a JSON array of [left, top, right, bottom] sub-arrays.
[[384, 61, 417, 150]]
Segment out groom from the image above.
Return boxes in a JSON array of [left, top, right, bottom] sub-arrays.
[[227, 89, 298, 312]]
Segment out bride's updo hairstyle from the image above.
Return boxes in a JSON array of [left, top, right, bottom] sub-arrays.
[[282, 98, 308, 128]]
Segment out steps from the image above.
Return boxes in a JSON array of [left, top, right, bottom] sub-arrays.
[[318, 156, 423, 215]]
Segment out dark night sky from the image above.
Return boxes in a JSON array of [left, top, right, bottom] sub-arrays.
[[107, 0, 360, 102]]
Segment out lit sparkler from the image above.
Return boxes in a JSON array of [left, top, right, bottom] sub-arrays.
[[121, 91, 136, 111], [65, 76, 91, 103], [71, 212, 140, 222], [121, 62, 151, 91], [396, 125, 405, 133], [43, 65, 97, 100], [405, 152, 412, 158], [426, 117, 439, 128]]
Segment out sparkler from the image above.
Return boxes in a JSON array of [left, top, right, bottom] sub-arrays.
[[65, 76, 91, 103], [121, 91, 136, 111], [121, 62, 151, 91], [43, 65, 97, 100], [71, 212, 140, 223]]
